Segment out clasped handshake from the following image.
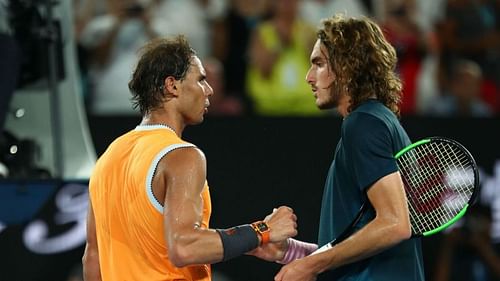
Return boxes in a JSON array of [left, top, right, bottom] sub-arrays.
[[249, 206, 298, 262]]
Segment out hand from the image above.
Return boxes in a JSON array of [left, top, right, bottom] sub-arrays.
[[275, 258, 318, 281], [249, 239, 288, 261], [264, 206, 298, 243]]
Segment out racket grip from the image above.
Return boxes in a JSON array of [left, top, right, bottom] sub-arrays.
[[311, 243, 332, 255]]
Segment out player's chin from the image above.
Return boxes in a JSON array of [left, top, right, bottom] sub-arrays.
[[198, 110, 209, 122], [188, 114, 205, 125], [196, 115, 205, 124], [315, 99, 328, 110], [316, 97, 335, 110]]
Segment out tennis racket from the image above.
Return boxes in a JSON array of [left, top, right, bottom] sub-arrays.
[[313, 136, 480, 254]]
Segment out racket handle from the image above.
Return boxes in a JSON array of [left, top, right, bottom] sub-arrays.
[[311, 242, 332, 255]]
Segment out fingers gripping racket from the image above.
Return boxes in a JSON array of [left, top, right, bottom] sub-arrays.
[[313, 136, 480, 254]]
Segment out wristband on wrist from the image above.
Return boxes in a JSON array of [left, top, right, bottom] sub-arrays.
[[276, 238, 319, 264], [216, 225, 259, 261]]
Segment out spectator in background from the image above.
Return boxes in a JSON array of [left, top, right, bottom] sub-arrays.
[[204, 57, 244, 116], [151, 0, 227, 60], [246, 0, 323, 116], [413, 0, 448, 115], [433, 204, 500, 281], [438, 0, 500, 108], [0, 0, 20, 132], [382, 0, 426, 115], [212, 0, 271, 115], [424, 59, 493, 117], [73, 0, 103, 108], [412, 0, 448, 34], [0, 0, 20, 178], [79, 0, 159, 116], [299, 0, 370, 27]]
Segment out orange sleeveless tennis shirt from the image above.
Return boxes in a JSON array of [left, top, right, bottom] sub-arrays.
[[89, 125, 212, 281]]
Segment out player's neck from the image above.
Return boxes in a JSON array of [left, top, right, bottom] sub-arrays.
[[140, 113, 183, 136], [336, 95, 351, 118]]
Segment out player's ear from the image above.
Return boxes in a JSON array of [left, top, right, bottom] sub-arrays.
[[163, 76, 179, 97]]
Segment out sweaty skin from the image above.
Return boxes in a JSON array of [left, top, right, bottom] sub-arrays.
[[84, 49, 299, 280]]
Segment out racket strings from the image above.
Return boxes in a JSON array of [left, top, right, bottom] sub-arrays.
[[398, 141, 475, 234], [423, 143, 472, 229], [411, 143, 472, 232]]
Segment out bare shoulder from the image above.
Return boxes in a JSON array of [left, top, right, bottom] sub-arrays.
[[152, 146, 207, 202], [157, 146, 206, 175]]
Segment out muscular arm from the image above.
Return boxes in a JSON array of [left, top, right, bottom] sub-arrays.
[[82, 200, 102, 281], [276, 171, 411, 280], [318, 172, 411, 267], [156, 147, 224, 267]]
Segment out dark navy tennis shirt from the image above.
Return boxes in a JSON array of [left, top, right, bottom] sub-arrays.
[[317, 99, 425, 281]]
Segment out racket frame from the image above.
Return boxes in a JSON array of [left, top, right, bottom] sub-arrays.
[[318, 136, 480, 250], [396, 136, 480, 237]]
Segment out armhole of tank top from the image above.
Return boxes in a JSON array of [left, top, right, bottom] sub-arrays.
[[145, 143, 196, 213]]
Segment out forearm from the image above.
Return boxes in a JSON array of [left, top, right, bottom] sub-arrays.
[[278, 238, 318, 264], [82, 245, 101, 281], [304, 217, 410, 274], [168, 227, 224, 267]]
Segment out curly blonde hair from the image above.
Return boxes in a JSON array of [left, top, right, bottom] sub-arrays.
[[318, 15, 402, 117]]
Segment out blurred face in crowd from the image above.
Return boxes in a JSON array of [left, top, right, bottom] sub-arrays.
[[275, 0, 298, 18], [452, 69, 482, 101]]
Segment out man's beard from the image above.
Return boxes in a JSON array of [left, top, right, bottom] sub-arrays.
[[317, 85, 341, 110]]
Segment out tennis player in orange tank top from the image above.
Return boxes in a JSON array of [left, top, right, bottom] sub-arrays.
[[83, 35, 298, 281]]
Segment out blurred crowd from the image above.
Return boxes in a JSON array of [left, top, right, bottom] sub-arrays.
[[72, 0, 500, 118]]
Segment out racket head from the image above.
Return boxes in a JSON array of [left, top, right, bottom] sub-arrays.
[[396, 137, 480, 237]]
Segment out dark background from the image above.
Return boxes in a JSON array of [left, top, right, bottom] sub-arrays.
[[89, 115, 500, 281], [1, 116, 499, 280]]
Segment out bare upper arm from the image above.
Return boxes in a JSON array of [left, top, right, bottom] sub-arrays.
[[153, 147, 207, 240], [155, 146, 206, 204], [151, 146, 204, 205], [83, 198, 102, 280], [86, 199, 98, 247], [154, 147, 228, 266], [366, 172, 410, 228]]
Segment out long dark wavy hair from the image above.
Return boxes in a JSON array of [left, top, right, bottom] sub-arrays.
[[317, 15, 402, 117], [128, 35, 195, 115]]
